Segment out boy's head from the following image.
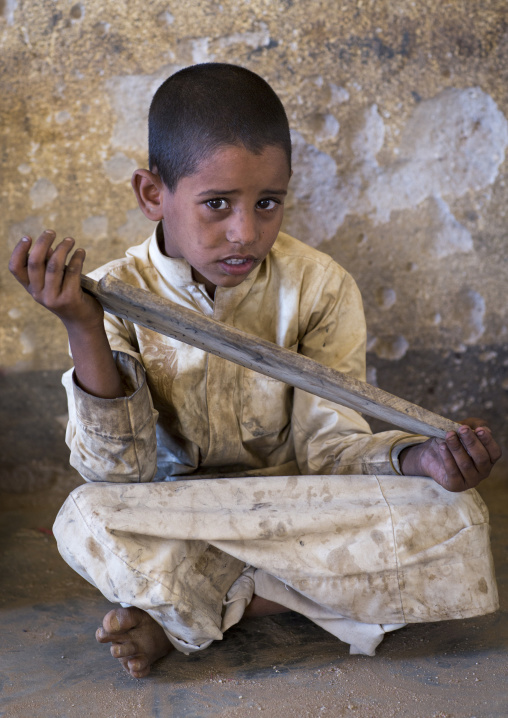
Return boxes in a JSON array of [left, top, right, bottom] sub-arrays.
[[148, 63, 291, 191], [133, 64, 292, 299]]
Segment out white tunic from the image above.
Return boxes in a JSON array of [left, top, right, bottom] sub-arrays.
[[54, 228, 498, 656]]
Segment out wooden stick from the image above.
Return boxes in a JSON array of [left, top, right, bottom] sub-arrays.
[[81, 274, 461, 439]]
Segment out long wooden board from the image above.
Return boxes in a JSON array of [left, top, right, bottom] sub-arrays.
[[81, 274, 461, 439]]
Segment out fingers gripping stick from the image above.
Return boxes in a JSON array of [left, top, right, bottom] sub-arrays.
[[81, 273, 461, 439]]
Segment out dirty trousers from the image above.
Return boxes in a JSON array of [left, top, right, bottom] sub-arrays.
[[53, 474, 498, 657]]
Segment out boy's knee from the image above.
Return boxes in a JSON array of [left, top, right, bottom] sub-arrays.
[[53, 482, 101, 543]]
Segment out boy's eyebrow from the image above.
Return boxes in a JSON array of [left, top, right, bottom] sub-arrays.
[[196, 188, 288, 197]]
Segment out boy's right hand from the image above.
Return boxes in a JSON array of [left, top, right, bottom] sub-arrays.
[[8, 229, 103, 332], [9, 229, 125, 399]]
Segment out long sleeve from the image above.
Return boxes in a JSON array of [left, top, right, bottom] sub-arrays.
[[292, 266, 426, 476], [63, 351, 158, 483]]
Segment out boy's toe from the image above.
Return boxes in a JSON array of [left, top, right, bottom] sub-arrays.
[[117, 655, 151, 679], [130, 667, 151, 679], [103, 606, 140, 633], [102, 608, 123, 633], [96, 626, 111, 643], [111, 641, 137, 658], [127, 656, 151, 676]]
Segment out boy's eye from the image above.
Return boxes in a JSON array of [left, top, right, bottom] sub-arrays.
[[204, 197, 281, 211], [257, 198, 279, 210], [206, 198, 229, 210]]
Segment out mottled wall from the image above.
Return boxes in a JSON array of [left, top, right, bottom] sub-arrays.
[[1, 0, 508, 485]]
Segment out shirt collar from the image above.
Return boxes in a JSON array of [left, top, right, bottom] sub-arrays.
[[147, 224, 194, 287]]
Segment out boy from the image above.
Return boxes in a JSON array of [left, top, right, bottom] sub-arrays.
[[9, 64, 501, 679]]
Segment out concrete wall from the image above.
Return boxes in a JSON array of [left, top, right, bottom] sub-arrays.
[[1, 0, 508, 487]]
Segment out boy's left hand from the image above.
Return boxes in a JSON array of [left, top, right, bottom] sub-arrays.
[[400, 418, 502, 492]]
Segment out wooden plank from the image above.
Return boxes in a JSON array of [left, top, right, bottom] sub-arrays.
[[81, 274, 461, 439]]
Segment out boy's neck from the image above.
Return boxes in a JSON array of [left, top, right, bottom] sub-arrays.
[[192, 268, 216, 300], [156, 223, 217, 299]]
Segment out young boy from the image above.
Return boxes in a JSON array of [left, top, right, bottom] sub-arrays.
[[9, 63, 501, 679]]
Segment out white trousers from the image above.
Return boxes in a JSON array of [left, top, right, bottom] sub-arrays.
[[53, 474, 498, 656]]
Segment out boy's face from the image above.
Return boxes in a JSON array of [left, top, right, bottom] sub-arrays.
[[159, 145, 291, 297]]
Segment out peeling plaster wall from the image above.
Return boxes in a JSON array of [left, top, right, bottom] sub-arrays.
[[1, 0, 508, 479]]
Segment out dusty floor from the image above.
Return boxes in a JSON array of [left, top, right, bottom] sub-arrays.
[[1, 461, 507, 718]]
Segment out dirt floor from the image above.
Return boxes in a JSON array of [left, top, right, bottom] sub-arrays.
[[1, 460, 507, 718]]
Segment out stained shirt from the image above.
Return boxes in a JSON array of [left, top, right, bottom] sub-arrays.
[[62, 227, 423, 483]]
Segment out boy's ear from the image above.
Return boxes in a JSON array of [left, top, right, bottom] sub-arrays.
[[131, 169, 165, 220]]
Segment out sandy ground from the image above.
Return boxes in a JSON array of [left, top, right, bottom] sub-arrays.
[[1, 463, 507, 718]]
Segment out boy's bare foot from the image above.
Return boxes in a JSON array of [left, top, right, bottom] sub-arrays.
[[96, 606, 172, 678], [96, 596, 286, 678]]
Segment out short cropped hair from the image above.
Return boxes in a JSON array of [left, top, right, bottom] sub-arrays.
[[148, 63, 291, 192]]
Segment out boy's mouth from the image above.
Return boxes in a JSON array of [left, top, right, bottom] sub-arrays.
[[219, 255, 256, 276]]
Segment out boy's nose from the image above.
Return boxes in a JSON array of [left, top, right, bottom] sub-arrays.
[[225, 211, 258, 245]]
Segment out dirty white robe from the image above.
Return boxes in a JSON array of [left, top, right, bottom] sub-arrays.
[[53, 227, 498, 656]]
